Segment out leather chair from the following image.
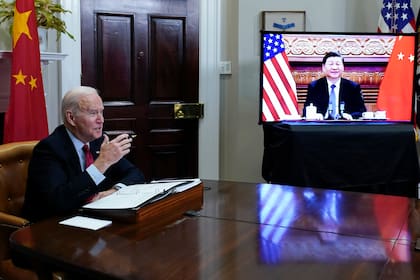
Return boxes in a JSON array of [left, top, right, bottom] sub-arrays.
[[0, 140, 38, 280]]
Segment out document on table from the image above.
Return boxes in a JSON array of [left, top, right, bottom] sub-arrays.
[[59, 216, 112, 230], [150, 178, 202, 193], [82, 179, 201, 210]]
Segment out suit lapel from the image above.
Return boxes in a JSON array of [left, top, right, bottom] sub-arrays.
[[55, 125, 84, 172], [338, 79, 343, 102], [321, 77, 330, 101]]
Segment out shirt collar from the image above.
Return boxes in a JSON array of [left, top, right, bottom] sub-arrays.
[[327, 78, 341, 93], [65, 128, 87, 152]]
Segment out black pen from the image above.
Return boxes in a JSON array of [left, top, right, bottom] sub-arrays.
[[104, 133, 137, 139], [96, 134, 137, 153]]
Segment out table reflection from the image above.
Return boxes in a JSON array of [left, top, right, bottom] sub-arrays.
[[257, 184, 411, 264]]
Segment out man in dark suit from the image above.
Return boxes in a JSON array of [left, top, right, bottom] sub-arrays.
[[22, 86, 145, 222], [303, 51, 366, 120]]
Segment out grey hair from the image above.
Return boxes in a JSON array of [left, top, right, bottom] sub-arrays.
[[61, 86, 99, 123]]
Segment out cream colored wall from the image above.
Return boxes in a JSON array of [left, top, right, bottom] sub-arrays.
[[218, 0, 419, 183]]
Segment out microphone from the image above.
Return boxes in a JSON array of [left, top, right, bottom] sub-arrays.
[[339, 101, 345, 119]]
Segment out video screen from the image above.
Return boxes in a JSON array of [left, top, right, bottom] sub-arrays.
[[259, 32, 418, 123]]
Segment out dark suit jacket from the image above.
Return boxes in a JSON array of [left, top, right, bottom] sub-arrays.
[[22, 125, 145, 222], [303, 77, 366, 119]]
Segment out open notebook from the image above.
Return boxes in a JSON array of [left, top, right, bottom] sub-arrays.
[[82, 178, 202, 210]]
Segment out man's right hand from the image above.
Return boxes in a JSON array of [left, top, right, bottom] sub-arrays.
[[93, 134, 133, 173]]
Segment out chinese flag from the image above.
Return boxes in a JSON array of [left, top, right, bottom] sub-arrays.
[[3, 0, 49, 143], [377, 36, 415, 121]]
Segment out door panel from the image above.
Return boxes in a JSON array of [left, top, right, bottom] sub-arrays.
[[97, 14, 134, 102], [81, 0, 199, 181], [150, 16, 185, 100]]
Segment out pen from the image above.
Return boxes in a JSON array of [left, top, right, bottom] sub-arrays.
[[103, 133, 137, 139], [96, 134, 137, 154]]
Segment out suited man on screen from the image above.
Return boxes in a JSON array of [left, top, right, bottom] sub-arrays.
[[22, 86, 145, 222], [303, 51, 366, 120]]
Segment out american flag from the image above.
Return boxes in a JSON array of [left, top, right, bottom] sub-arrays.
[[378, 0, 416, 33], [262, 33, 298, 122]]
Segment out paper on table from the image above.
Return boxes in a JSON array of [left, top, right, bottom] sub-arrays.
[[151, 178, 202, 193], [83, 181, 183, 210], [59, 216, 112, 230]]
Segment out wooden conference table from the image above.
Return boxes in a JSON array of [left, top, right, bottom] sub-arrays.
[[10, 180, 420, 279]]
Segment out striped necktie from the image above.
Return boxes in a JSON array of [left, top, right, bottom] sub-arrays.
[[82, 144, 94, 169], [82, 144, 96, 203], [330, 84, 337, 118]]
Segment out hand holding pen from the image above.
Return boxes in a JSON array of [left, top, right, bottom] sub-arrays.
[[93, 133, 136, 173]]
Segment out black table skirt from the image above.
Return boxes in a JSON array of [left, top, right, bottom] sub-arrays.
[[262, 121, 420, 197]]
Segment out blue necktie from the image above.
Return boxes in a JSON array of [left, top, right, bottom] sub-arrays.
[[330, 84, 337, 118]]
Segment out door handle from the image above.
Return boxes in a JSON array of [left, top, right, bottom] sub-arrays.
[[174, 103, 204, 119]]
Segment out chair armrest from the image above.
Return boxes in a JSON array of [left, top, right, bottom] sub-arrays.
[[0, 212, 30, 228]]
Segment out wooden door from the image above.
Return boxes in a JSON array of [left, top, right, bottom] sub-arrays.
[[81, 0, 199, 181]]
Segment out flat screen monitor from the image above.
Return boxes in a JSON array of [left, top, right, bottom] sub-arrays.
[[259, 31, 418, 123]]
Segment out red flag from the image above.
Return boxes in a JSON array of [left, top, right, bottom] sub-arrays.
[[3, 0, 49, 143], [262, 33, 299, 122], [377, 36, 415, 121]]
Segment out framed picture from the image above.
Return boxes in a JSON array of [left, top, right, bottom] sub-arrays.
[[262, 11, 306, 32]]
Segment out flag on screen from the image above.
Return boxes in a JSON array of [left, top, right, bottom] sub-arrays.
[[416, 8, 420, 74], [4, 0, 49, 143], [378, 0, 416, 33], [416, 8, 420, 126], [377, 36, 415, 120], [262, 33, 298, 122]]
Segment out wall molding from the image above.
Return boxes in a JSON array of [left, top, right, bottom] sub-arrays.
[[0, 50, 67, 65]]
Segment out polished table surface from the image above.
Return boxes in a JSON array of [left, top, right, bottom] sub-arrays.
[[10, 180, 420, 279], [262, 121, 420, 197]]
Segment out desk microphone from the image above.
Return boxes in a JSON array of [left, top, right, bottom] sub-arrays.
[[328, 103, 333, 120], [339, 101, 345, 119]]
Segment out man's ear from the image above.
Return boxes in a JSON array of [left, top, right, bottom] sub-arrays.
[[66, 111, 76, 126]]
